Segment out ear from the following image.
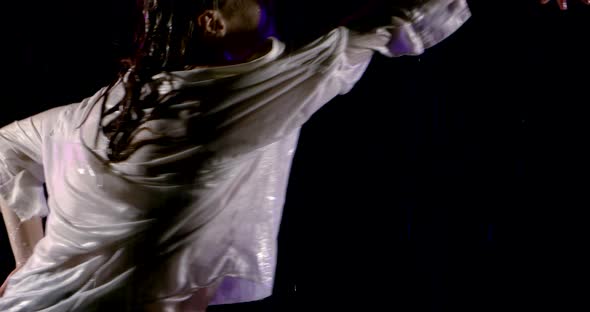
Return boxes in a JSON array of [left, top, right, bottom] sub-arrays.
[[197, 10, 227, 38]]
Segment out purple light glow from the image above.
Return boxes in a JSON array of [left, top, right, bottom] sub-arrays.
[[257, 0, 278, 40]]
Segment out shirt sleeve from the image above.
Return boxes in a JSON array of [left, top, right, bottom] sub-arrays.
[[348, 0, 471, 57], [169, 1, 471, 159], [0, 108, 62, 221]]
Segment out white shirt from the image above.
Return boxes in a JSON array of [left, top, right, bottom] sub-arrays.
[[0, 1, 470, 310]]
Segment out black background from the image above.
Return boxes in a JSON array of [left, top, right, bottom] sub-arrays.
[[1, 1, 589, 311]]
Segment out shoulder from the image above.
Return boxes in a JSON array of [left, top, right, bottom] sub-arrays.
[[42, 82, 123, 134], [277, 27, 350, 69]]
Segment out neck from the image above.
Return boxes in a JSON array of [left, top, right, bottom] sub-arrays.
[[221, 37, 271, 64]]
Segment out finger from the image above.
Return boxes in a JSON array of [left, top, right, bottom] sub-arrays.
[[540, 0, 550, 4], [583, 0, 590, 5], [558, 0, 568, 9]]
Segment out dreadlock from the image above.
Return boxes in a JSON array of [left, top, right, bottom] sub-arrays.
[[102, 0, 229, 162]]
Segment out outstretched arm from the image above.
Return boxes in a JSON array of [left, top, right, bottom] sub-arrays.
[[338, 0, 459, 31], [343, 0, 471, 57]]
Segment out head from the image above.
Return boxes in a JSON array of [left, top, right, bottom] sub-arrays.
[[192, 0, 270, 62], [135, 0, 275, 69], [196, 0, 262, 38]]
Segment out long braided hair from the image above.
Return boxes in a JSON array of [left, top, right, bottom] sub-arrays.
[[101, 0, 228, 162]]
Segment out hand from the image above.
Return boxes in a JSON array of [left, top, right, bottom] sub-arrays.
[[0, 264, 23, 297], [540, 0, 590, 10]]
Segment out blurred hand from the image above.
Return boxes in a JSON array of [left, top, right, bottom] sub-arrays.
[[0, 264, 23, 297], [540, 0, 590, 10]]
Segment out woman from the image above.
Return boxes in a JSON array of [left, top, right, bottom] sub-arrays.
[[0, 0, 579, 310]]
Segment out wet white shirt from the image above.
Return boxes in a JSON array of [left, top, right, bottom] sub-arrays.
[[0, 1, 470, 310]]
